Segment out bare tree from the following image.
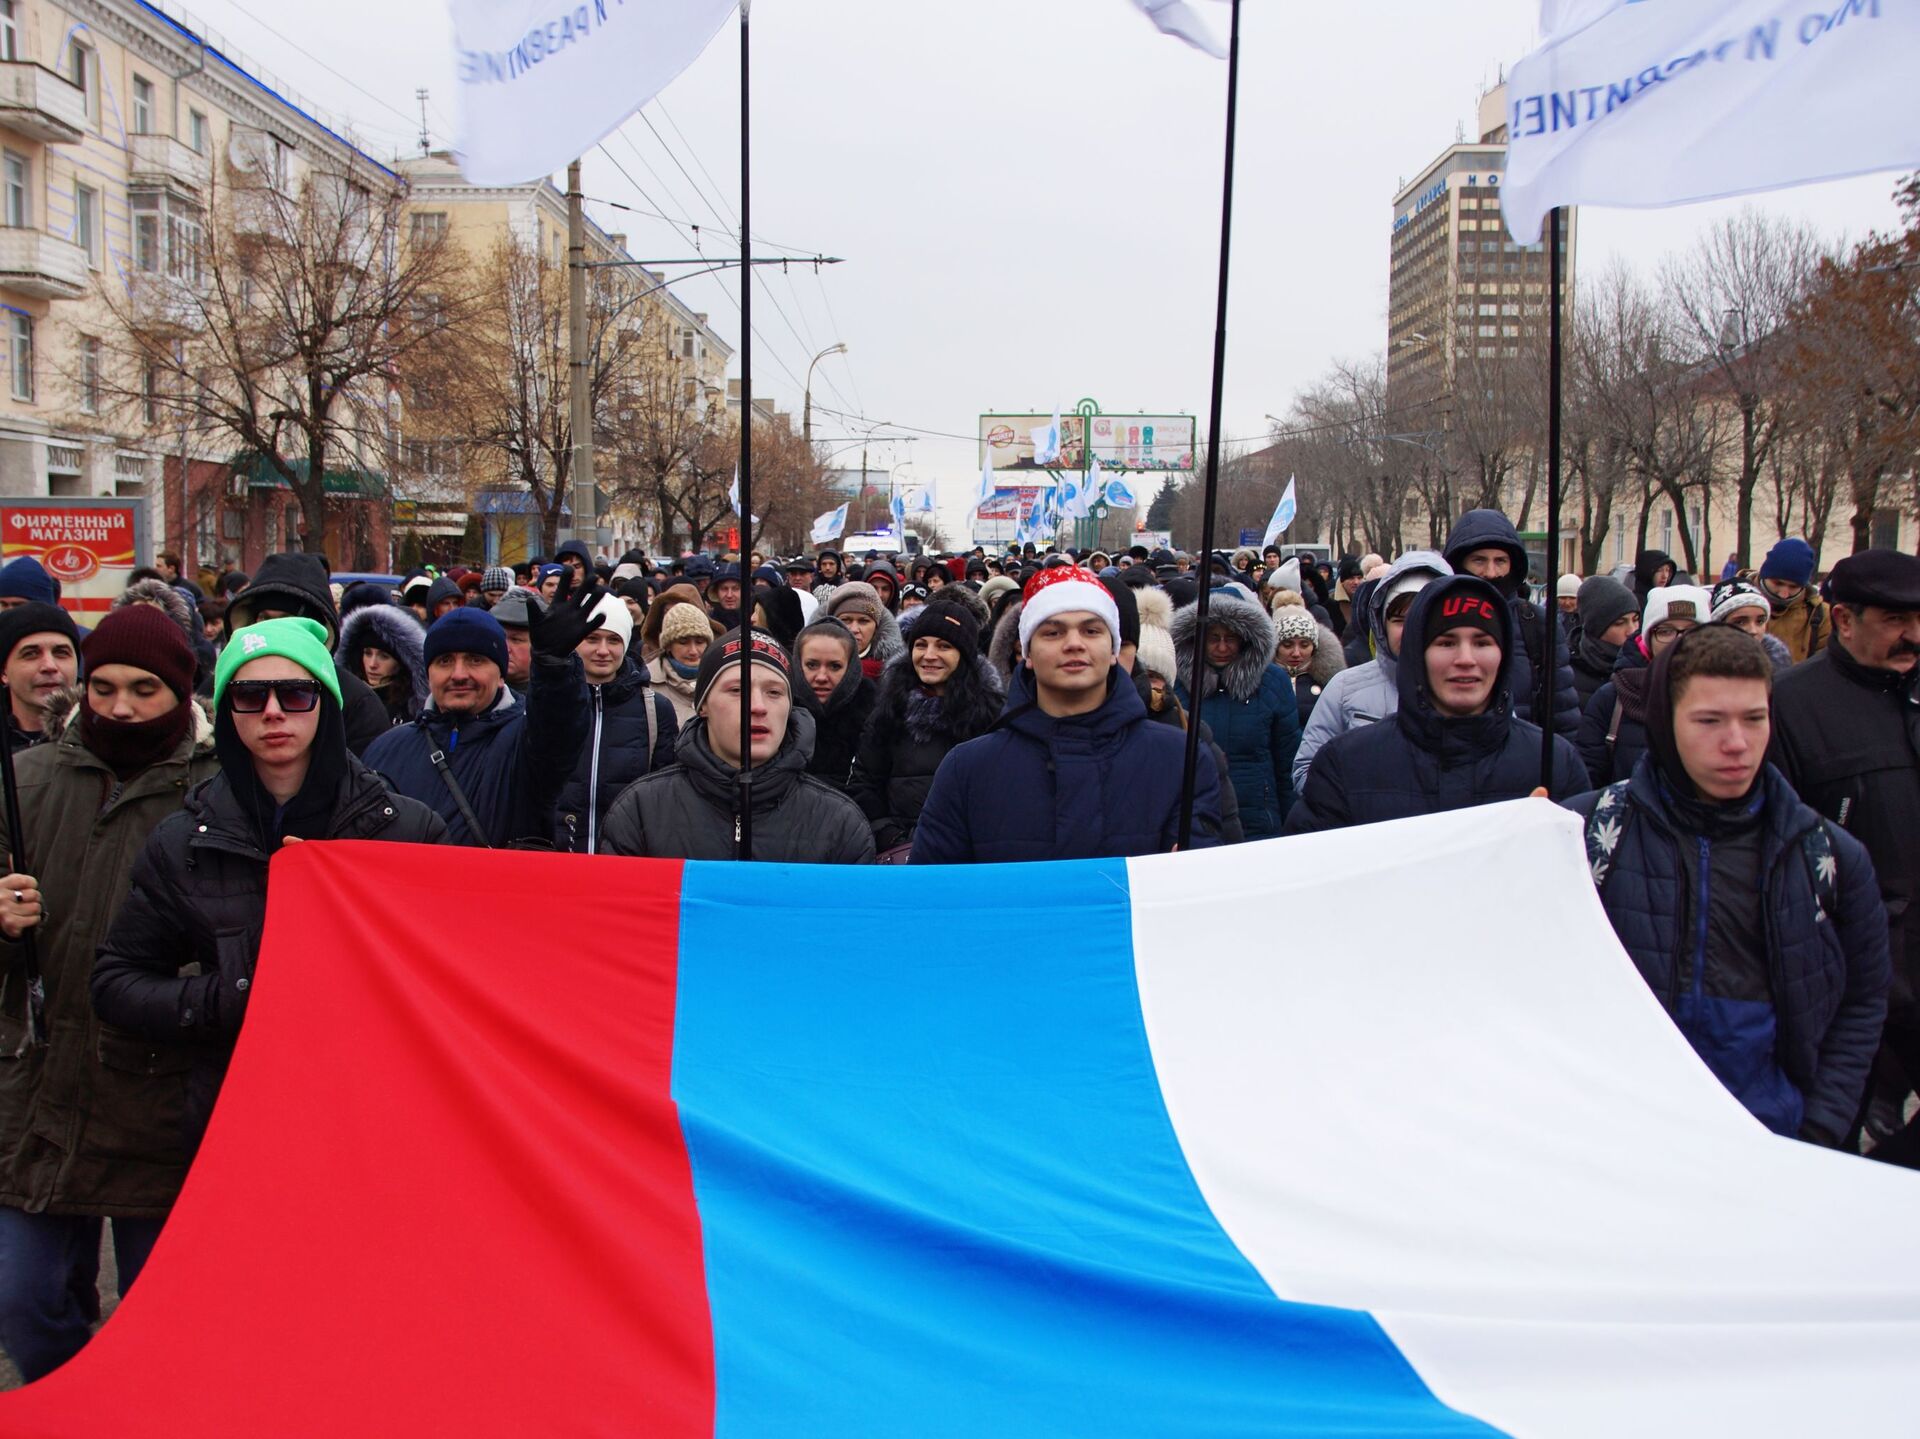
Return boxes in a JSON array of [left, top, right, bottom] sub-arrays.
[[94, 149, 467, 555], [1662, 211, 1826, 567]]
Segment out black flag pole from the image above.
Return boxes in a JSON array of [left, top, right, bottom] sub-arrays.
[[1177, 0, 1242, 850], [734, 0, 755, 861], [1537, 204, 1564, 792]]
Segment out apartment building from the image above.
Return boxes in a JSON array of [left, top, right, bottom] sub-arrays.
[[395, 152, 734, 564], [0, 0, 401, 575]]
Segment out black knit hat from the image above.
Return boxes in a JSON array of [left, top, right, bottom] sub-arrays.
[[693, 627, 792, 712], [1098, 573, 1141, 649], [911, 597, 980, 663], [0, 601, 79, 666]]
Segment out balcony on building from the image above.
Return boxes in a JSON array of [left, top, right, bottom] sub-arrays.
[[0, 228, 88, 298], [129, 133, 211, 195], [0, 63, 86, 144]]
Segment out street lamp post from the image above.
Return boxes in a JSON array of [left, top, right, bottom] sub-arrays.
[[802, 342, 848, 452], [1718, 306, 1753, 568]]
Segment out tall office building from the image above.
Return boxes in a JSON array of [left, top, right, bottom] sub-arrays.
[[1387, 84, 1576, 408]]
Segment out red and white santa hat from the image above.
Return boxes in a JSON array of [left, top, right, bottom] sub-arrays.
[[1019, 565, 1121, 652]]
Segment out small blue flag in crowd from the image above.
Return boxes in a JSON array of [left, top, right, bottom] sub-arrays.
[[1262, 476, 1298, 548], [810, 502, 849, 546]]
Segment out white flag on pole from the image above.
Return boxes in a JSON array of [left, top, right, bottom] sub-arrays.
[[810, 502, 849, 547], [1502, 0, 1920, 244], [889, 490, 908, 543], [1261, 476, 1298, 549], [970, 447, 999, 517], [727, 467, 759, 526], [1102, 475, 1138, 510], [1130, 0, 1227, 58], [449, 0, 738, 185], [907, 484, 938, 516], [1031, 406, 1064, 468]]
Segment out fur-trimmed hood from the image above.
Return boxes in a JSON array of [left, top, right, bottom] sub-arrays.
[[1170, 589, 1277, 703], [43, 685, 216, 754], [337, 603, 430, 718], [114, 578, 194, 634], [872, 649, 1005, 745], [986, 598, 1024, 683]]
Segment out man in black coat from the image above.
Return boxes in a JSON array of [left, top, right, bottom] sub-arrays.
[[1570, 624, 1888, 1148], [1284, 574, 1587, 834], [1769, 549, 1920, 1163], [1442, 508, 1580, 735], [223, 552, 389, 756]]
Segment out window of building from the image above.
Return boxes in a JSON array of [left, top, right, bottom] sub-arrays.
[[130, 190, 204, 282], [9, 312, 32, 402], [132, 75, 154, 135], [681, 329, 695, 358], [142, 364, 161, 424], [0, 1, 16, 62], [74, 184, 99, 267], [269, 135, 291, 193], [189, 109, 208, 155], [79, 336, 100, 413], [193, 492, 216, 562], [409, 211, 447, 246], [1659, 510, 1673, 553], [3, 151, 26, 229], [1477, 324, 1496, 337], [67, 39, 97, 126]]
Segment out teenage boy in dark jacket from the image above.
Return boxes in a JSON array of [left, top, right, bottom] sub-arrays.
[[1284, 575, 1586, 834], [1442, 507, 1580, 735], [1567, 624, 1889, 1147], [911, 567, 1221, 863]]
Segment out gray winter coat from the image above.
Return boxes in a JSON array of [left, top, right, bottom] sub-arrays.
[[1292, 550, 1450, 791], [599, 709, 874, 863]]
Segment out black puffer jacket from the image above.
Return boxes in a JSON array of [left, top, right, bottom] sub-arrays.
[[795, 659, 877, 791], [1770, 643, 1920, 1018], [551, 656, 678, 853], [92, 757, 445, 1147], [1284, 576, 1588, 834], [848, 653, 1004, 851], [599, 710, 874, 863]]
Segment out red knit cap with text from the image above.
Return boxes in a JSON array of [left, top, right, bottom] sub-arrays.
[[1019, 565, 1122, 652], [82, 603, 197, 700]]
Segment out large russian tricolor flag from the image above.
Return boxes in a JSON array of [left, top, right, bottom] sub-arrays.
[[2, 801, 1916, 1435]]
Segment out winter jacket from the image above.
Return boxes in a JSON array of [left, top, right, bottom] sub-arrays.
[[1765, 584, 1830, 665], [1284, 576, 1589, 835], [1563, 760, 1888, 1146], [1171, 593, 1300, 838], [599, 709, 873, 863], [0, 694, 218, 1218], [222, 552, 389, 756], [1568, 628, 1619, 715], [848, 654, 1004, 850], [362, 654, 589, 847], [1576, 639, 1652, 787], [644, 653, 700, 727], [91, 759, 445, 1155], [337, 603, 429, 727], [1293, 550, 1449, 792], [1132, 667, 1244, 845], [552, 657, 678, 853], [1441, 509, 1580, 736], [1769, 643, 1920, 1019], [796, 663, 876, 791], [910, 664, 1223, 864]]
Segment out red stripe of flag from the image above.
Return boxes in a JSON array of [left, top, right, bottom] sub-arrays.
[[0, 842, 714, 1436]]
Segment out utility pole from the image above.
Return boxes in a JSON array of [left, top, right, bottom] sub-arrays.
[[566, 159, 595, 550]]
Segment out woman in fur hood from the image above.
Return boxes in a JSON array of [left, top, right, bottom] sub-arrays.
[[821, 581, 905, 682], [847, 598, 1003, 856], [337, 602, 430, 727], [1171, 587, 1302, 839], [1270, 604, 1345, 727]]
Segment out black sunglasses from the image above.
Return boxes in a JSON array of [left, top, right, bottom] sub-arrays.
[[227, 679, 322, 714]]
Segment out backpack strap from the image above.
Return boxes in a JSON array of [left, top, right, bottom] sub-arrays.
[[428, 747, 493, 849], [1605, 697, 1625, 749], [1583, 780, 1634, 889], [643, 688, 659, 769], [1801, 819, 1838, 922]]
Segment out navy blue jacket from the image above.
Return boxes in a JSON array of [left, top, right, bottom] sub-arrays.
[[552, 657, 678, 853], [364, 653, 588, 847], [1564, 759, 1889, 1145], [1283, 576, 1588, 834], [910, 664, 1222, 864], [1576, 639, 1651, 786], [1441, 509, 1580, 736]]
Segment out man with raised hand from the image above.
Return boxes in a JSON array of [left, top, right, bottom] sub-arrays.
[[911, 566, 1220, 864]]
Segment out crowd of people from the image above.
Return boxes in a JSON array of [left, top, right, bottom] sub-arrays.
[[0, 516, 1914, 1383]]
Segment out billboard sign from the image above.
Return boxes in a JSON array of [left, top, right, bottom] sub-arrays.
[[979, 415, 1084, 475], [0, 497, 146, 626], [1086, 415, 1194, 473]]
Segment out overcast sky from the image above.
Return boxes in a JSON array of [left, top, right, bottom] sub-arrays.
[[194, 0, 1905, 542]]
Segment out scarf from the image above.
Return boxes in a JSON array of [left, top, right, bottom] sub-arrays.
[[81, 699, 193, 781]]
